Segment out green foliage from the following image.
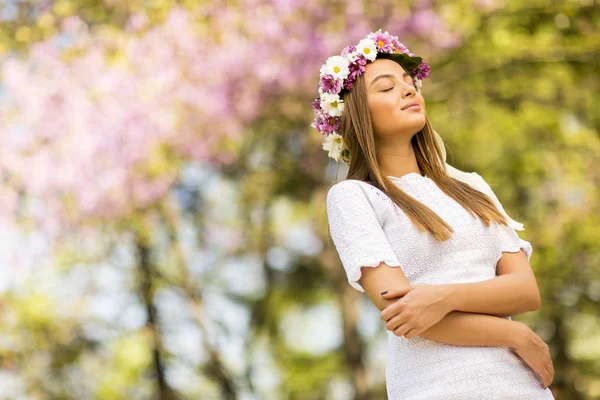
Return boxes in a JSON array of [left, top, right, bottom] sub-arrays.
[[1, 1, 598, 399]]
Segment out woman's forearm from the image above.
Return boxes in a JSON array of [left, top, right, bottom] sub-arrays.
[[442, 250, 541, 317], [443, 273, 540, 317], [415, 310, 523, 348]]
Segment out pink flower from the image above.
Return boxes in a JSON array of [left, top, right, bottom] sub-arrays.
[[371, 31, 393, 52], [320, 74, 343, 94], [340, 45, 357, 58], [412, 60, 431, 80], [311, 111, 341, 136], [390, 37, 407, 54], [343, 56, 367, 90], [311, 95, 322, 112]]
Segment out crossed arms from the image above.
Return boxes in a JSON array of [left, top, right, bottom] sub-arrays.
[[359, 248, 541, 348], [359, 247, 554, 387]]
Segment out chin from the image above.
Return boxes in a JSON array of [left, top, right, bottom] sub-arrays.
[[408, 120, 427, 136], [408, 115, 427, 130], [381, 115, 427, 136]]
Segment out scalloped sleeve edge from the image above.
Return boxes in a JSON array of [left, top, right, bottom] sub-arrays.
[[347, 259, 403, 292], [496, 224, 533, 263]]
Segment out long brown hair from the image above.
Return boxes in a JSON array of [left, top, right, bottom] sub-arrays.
[[331, 72, 509, 242]]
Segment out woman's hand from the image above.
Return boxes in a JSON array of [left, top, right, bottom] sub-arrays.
[[511, 321, 555, 389], [380, 284, 454, 339]]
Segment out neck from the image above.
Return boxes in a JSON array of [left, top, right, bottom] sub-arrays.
[[376, 139, 421, 178]]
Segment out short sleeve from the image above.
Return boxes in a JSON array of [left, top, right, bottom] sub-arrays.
[[471, 172, 533, 262], [326, 180, 403, 292], [495, 223, 533, 262]]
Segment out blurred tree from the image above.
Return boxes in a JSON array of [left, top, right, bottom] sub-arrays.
[[0, 0, 206, 56], [426, 2, 599, 398], [0, 0, 598, 399]]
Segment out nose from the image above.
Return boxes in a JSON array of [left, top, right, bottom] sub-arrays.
[[402, 84, 416, 98]]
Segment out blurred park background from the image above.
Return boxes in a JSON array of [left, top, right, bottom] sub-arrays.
[[0, 0, 598, 398]]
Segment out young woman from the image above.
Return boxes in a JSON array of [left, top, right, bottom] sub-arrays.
[[313, 30, 555, 399]]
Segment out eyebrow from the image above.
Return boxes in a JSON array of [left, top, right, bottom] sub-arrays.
[[369, 72, 411, 87]]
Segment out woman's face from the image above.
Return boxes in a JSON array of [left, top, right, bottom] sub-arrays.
[[363, 58, 426, 140]]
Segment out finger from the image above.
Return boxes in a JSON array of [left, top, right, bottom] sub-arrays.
[[394, 323, 411, 338], [542, 372, 550, 388], [546, 363, 554, 385], [404, 328, 419, 339], [545, 365, 554, 383], [381, 302, 404, 321], [532, 368, 543, 385], [541, 369, 552, 388], [538, 375, 545, 388], [381, 286, 413, 299], [385, 314, 406, 332]]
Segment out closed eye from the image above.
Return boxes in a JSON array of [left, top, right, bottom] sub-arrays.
[[381, 81, 417, 92]]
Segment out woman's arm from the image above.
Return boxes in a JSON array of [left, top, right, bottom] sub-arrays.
[[380, 249, 541, 321], [375, 284, 554, 388], [414, 308, 554, 389], [410, 309, 521, 348], [443, 249, 541, 317], [443, 169, 540, 317], [361, 262, 526, 347]]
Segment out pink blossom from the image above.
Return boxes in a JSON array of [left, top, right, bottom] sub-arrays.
[[371, 31, 393, 52], [0, 3, 463, 233], [320, 74, 343, 94]]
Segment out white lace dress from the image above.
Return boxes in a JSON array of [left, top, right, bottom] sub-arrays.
[[326, 171, 554, 400]]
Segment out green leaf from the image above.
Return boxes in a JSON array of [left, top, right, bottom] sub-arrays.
[[383, 53, 423, 71]]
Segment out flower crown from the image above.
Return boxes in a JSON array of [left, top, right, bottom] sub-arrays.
[[311, 29, 431, 164]]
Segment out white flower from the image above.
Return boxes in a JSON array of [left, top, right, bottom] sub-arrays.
[[356, 38, 377, 61], [320, 92, 344, 117], [322, 133, 344, 162], [415, 79, 422, 92], [319, 55, 350, 80], [345, 51, 360, 63]]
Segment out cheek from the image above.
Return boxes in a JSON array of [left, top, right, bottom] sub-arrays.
[[371, 101, 401, 133], [369, 97, 398, 122], [368, 103, 387, 131]]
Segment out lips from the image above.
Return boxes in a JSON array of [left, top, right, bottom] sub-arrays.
[[401, 101, 420, 110]]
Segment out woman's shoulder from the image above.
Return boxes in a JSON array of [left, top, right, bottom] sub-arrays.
[[326, 179, 391, 216], [327, 179, 381, 200]]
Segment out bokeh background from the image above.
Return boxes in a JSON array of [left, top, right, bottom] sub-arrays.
[[0, 0, 598, 399]]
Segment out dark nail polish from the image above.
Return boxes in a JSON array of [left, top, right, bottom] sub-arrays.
[[381, 291, 388, 295]]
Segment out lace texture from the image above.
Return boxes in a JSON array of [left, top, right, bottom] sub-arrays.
[[326, 172, 553, 400], [326, 180, 404, 292]]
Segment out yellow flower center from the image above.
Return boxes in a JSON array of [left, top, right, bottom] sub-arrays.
[[333, 66, 340, 73], [364, 48, 370, 54], [377, 40, 384, 47], [331, 101, 338, 108], [334, 137, 342, 143], [329, 118, 336, 124], [395, 48, 401, 53]]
